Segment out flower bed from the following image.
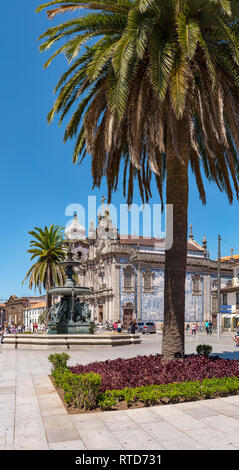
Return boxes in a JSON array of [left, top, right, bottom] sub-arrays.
[[48, 352, 239, 413], [69, 354, 239, 392]]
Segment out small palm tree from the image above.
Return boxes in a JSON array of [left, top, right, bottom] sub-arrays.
[[37, 0, 239, 359], [38, 309, 47, 325], [23, 225, 66, 311]]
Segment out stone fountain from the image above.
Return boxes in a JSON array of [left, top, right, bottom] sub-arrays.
[[2, 239, 141, 349], [47, 245, 94, 335]]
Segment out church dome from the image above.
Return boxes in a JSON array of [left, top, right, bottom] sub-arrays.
[[65, 213, 86, 240]]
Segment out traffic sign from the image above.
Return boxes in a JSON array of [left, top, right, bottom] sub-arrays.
[[220, 305, 232, 312], [220, 305, 236, 313]]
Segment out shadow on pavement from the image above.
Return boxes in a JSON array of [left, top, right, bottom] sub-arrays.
[[212, 350, 239, 360]]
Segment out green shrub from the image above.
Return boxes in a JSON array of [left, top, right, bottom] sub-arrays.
[[51, 367, 102, 410], [48, 353, 70, 373], [64, 391, 75, 406], [98, 392, 117, 411], [139, 387, 159, 406], [196, 344, 212, 357], [60, 371, 82, 407], [77, 372, 102, 410]]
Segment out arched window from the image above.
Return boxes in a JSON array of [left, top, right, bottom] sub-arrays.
[[143, 270, 154, 293], [212, 295, 217, 312], [123, 266, 134, 292], [192, 274, 202, 296], [99, 269, 104, 286]]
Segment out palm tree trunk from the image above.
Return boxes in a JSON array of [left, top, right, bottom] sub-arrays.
[[162, 118, 189, 361], [47, 290, 52, 309], [46, 288, 52, 323], [46, 267, 53, 321]]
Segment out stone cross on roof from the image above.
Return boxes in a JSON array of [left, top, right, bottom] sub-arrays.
[[100, 195, 106, 213]]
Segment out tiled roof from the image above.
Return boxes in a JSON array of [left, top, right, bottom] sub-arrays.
[[23, 302, 46, 310], [118, 235, 204, 252], [221, 255, 239, 262]]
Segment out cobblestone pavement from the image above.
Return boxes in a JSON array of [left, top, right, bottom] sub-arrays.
[[1, 333, 239, 450]]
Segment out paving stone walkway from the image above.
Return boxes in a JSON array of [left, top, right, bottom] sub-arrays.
[[1, 334, 239, 450]]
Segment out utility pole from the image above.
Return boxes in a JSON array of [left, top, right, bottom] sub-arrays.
[[131, 242, 141, 321], [217, 235, 221, 340]]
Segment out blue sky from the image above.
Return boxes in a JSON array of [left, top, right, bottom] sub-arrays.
[[1, 0, 239, 301]]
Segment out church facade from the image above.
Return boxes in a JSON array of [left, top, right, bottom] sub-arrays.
[[65, 211, 233, 328]]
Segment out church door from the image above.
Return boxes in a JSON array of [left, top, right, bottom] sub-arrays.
[[123, 304, 134, 329]]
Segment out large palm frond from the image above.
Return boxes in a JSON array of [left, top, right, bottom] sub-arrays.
[[37, 0, 239, 205]]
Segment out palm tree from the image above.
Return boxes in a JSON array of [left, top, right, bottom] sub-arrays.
[[23, 225, 66, 312], [37, 0, 239, 360]]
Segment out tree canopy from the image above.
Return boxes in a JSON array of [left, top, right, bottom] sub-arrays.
[[23, 225, 66, 294], [37, 0, 239, 204]]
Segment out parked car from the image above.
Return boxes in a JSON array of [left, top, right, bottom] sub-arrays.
[[128, 321, 156, 334]]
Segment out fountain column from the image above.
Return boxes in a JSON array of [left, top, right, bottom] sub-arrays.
[[47, 244, 94, 334]]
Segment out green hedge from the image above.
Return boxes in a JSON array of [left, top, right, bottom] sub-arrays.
[[98, 377, 239, 410]]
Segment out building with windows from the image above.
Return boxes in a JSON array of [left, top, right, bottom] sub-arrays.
[[5, 295, 46, 326], [0, 303, 6, 329], [66, 210, 233, 328], [211, 259, 239, 330], [23, 302, 46, 331]]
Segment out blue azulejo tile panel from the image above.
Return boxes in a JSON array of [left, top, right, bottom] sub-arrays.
[[185, 273, 203, 322], [141, 270, 164, 321], [119, 265, 233, 323]]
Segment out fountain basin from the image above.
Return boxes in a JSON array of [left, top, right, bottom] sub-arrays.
[[1, 333, 142, 350], [48, 285, 90, 296]]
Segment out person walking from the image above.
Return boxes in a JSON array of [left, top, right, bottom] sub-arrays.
[[10, 324, 16, 334], [130, 319, 137, 334], [191, 323, 196, 335], [233, 326, 239, 346], [209, 321, 213, 335], [117, 320, 122, 333], [205, 320, 209, 335], [0, 325, 6, 344]]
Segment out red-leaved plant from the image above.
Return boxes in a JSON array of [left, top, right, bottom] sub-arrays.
[[69, 355, 239, 393]]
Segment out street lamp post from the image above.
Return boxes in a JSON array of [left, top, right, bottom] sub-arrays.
[[217, 235, 221, 340], [130, 243, 141, 321]]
